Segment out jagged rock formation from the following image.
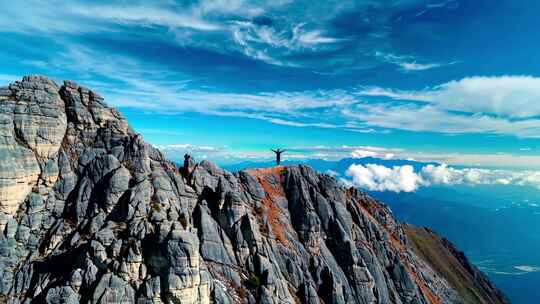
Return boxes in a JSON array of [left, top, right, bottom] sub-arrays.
[[0, 76, 508, 304]]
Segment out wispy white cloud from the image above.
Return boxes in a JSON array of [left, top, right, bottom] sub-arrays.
[[140, 137, 540, 169], [293, 24, 339, 46], [343, 102, 540, 138], [0, 0, 434, 69], [287, 145, 402, 160], [399, 62, 448, 71], [230, 21, 340, 66], [427, 0, 458, 9], [514, 265, 540, 273], [0, 1, 96, 34], [151, 143, 405, 164], [152, 143, 280, 164], [68, 4, 223, 31], [13, 44, 540, 140], [345, 128, 381, 133], [7, 3, 540, 141], [287, 146, 386, 160], [351, 150, 395, 159], [3, 0, 344, 67], [359, 76, 540, 118], [375, 52, 456, 72], [0, 0, 272, 34], [413, 0, 460, 18], [0, 74, 21, 84], [275, 145, 540, 169], [135, 128, 185, 137], [22, 43, 378, 132], [352, 76, 540, 138], [155, 144, 222, 152], [21, 43, 342, 123], [350, 150, 379, 158], [480, 264, 540, 276], [432, 153, 540, 170], [289, 145, 400, 152]]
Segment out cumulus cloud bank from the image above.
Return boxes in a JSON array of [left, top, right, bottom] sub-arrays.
[[345, 163, 540, 192], [345, 164, 422, 192]]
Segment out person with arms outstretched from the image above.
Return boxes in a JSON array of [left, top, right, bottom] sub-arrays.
[[271, 148, 286, 166]]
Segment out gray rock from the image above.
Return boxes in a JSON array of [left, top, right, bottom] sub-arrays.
[[46, 286, 79, 304], [195, 204, 237, 266], [91, 273, 135, 304]]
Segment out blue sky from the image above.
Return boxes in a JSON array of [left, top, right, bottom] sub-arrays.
[[2, 0, 540, 168]]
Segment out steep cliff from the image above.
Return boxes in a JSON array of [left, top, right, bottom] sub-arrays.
[[0, 76, 508, 303], [404, 225, 507, 304]]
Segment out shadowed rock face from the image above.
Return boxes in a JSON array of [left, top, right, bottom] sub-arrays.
[[0, 76, 508, 304]]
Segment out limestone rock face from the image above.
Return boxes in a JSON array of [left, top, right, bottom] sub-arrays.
[[0, 76, 66, 231], [0, 76, 508, 304]]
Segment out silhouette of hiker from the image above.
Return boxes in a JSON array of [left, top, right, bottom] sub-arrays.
[[183, 153, 193, 176], [271, 149, 286, 166]]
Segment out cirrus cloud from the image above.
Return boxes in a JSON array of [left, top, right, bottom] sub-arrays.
[[359, 76, 540, 118], [5, 1, 540, 143], [343, 102, 540, 138], [353, 76, 540, 138], [375, 52, 456, 72]]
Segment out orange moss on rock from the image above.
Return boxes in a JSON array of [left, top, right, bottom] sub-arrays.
[[244, 166, 285, 180], [246, 167, 289, 246], [398, 252, 441, 304]]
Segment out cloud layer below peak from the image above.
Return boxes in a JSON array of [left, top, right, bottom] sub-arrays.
[[345, 163, 540, 192]]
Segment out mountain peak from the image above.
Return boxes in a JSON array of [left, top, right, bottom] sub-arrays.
[[0, 76, 507, 303]]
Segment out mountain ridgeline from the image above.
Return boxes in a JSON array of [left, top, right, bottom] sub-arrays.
[[0, 76, 508, 303]]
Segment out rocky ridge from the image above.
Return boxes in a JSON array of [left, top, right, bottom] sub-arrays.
[[0, 76, 508, 303]]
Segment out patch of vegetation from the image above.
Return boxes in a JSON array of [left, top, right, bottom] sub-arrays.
[[179, 213, 189, 228], [237, 286, 248, 299], [255, 205, 265, 216], [259, 223, 269, 235], [244, 274, 261, 290], [150, 202, 161, 212]]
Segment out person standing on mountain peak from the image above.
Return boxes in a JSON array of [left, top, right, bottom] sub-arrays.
[[271, 148, 286, 166]]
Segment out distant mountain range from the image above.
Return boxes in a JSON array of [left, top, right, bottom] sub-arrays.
[[223, 156, 437, 174]]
